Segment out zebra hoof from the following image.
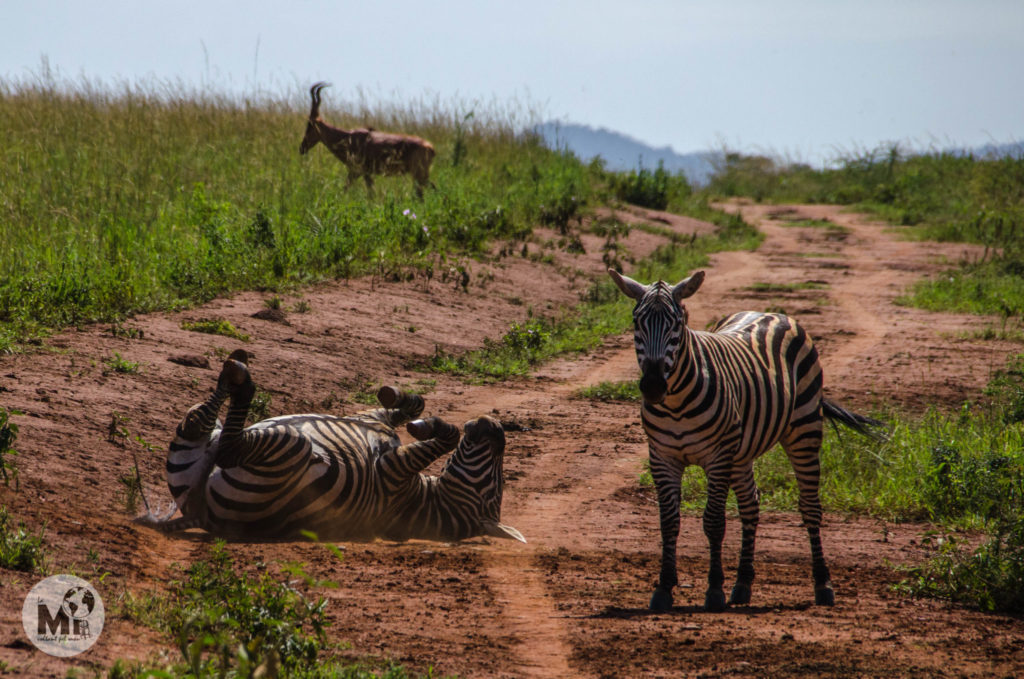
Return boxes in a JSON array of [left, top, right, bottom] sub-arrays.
[[221, 358, 250, 386], [729, 583, 752, 606], [815, 584, 835, 606], [406, 418, 434, 440], [649, 587, 674, 612], [377, 386, 400, 408], [227, 349, 249, 364], [704, 588, 727, 612]]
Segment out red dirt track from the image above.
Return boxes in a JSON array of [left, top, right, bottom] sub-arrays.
[[1, 202, 1023, 677]]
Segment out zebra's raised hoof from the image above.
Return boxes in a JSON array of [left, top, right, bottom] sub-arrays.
[[814, 584, 835, 606], [376, 386, 425, 420], [221, 360, 249, 385], [377, 385, 400, 408], [649, 586, 674, 612], [220, 349, 251, 389], [406, 419, 431, 440], [729, 583, 752, 606], [704, 588, 728, 612]]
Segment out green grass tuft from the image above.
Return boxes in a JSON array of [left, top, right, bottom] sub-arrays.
[[0, 408, 21, 487], [181, 319, 251, 342], [0, 506, 47, 573], [574, 381, 641, 402], [103, 352, 141, 374]]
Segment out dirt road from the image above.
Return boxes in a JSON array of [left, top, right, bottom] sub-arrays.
[[1, 202, 1022, 677]]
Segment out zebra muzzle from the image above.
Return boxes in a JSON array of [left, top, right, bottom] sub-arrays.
[[639, 361, 668, 404]]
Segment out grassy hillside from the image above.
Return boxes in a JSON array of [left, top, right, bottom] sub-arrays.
[[705, 147, 1024, 319], [0, 79, 599, 351]]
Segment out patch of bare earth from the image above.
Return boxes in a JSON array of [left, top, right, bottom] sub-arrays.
[[1, 202, 1022, 677]]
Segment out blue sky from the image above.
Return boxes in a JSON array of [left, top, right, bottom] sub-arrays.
[[2, 1, 1022, 164]]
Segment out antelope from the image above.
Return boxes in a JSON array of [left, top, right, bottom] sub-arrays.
[[299, 82, 435, 197]]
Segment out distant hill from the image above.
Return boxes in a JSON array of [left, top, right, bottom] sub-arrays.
[[535, 123, 1024, 185], [535, 121, 719, 185]]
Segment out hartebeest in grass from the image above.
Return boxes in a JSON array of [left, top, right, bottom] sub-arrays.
[[299, 82, 435, 197]]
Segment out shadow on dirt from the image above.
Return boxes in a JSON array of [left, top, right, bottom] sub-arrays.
[[590, 601, 813, 619]]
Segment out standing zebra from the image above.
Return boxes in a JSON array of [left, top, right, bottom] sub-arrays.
[[135, 350, 524, 543], [609, 269, 881, 612]]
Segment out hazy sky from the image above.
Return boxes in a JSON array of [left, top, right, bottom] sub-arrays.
[[3, 1, 1022, 164]]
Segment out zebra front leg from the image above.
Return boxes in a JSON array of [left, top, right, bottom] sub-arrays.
[[649, 453, 684, 612], [729, 469, 761, 606], [702, 461, 732, 612], [376, 417, 460, 490]]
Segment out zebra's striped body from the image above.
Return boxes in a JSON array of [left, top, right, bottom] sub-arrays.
[[610, 269, 880, 611], [136, 352, 524, 543]]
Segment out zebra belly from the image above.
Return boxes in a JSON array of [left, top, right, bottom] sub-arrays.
[[204, 432, 389, 540]]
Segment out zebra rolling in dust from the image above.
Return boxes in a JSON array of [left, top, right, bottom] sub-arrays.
[[135, 350, 524, 543], [609, 268, 883, 612]]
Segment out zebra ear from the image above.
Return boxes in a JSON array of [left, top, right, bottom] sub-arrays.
[[608, 269, 647, 300], [483, 521, 527, 543], [672, 271, 705, 303]]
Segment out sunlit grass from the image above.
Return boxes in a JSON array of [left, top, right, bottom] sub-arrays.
[[0, 75, 594, 352]]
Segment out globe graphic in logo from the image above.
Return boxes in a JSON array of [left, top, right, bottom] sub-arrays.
[[61, 586, 96, 621], [22, 574, 105, 657]]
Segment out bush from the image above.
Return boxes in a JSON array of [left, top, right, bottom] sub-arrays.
[[898, 511, 1024, 613], [0, 506, 47, 572], [0, 407, 20, 486], [129, 541, 329, 676], [609, 161, 691, 210]]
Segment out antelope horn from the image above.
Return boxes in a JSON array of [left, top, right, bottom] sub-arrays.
[[309, 81, 330, 119]]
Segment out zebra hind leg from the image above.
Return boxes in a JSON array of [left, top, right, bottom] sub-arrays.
[[783, 434, 835, 606]]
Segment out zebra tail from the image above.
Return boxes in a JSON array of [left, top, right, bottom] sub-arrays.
[[821, 398, 888, 441]]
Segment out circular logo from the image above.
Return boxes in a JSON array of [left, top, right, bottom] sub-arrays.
[[22, 575, 104, 657]]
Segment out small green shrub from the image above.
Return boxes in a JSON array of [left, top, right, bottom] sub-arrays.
[[0, 408, 21, 486], [248, 389, 273, 423], [897, 514, 1024, 613], [134, 541, 329, 676], [117, 467, 143, 514], [574, 381, 641, 402], [104, 352, 140, 375], [430, 319, 554, 381], [181, 319, 251, 342], [609, 161, 691, 210], [0, 506, 46, 572]]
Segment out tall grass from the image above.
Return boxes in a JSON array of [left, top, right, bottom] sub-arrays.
[[640, 399, 1023, 527], [0, 75, 595, 351]]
